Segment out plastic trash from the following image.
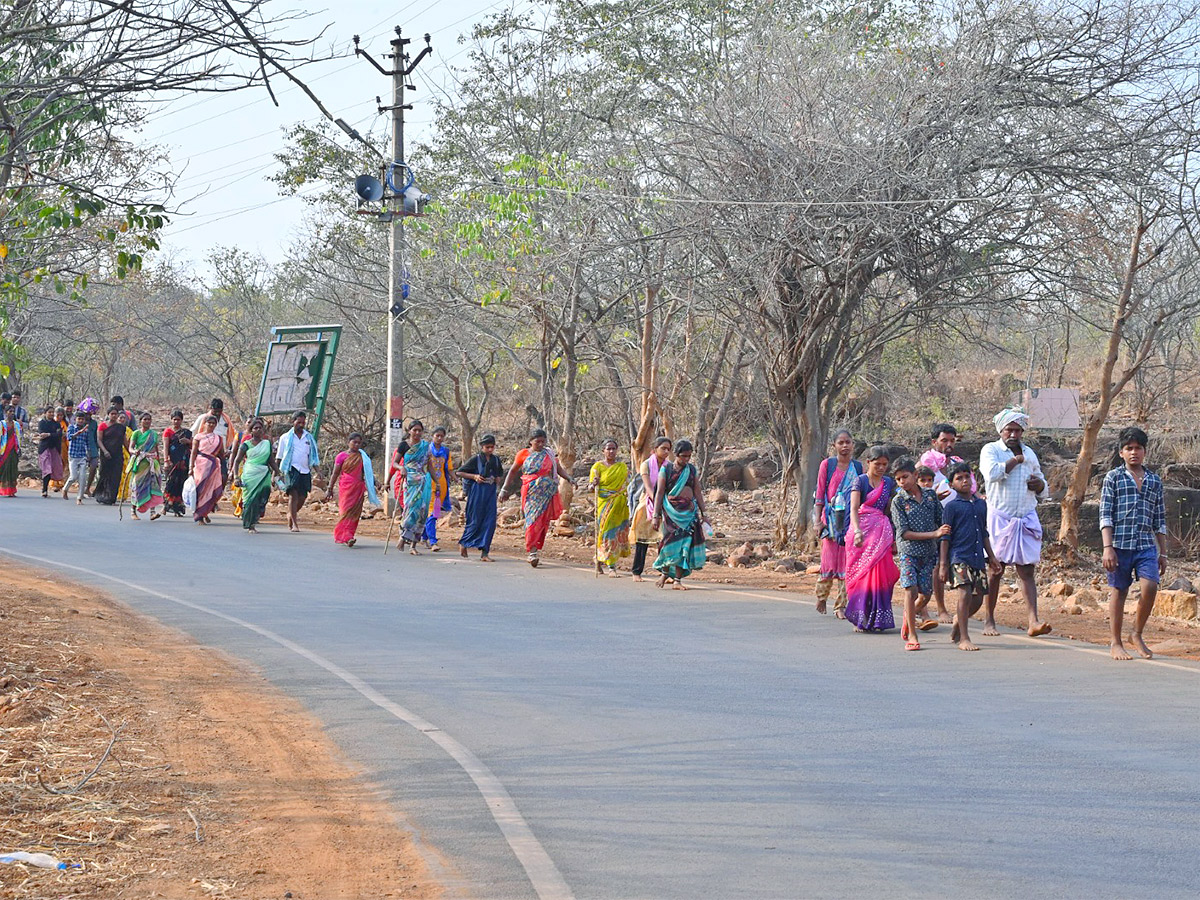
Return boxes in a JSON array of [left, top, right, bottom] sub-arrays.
[[0, 851, 71, 869]]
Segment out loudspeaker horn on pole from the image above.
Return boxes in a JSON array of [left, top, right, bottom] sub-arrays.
[[354, 174, 385, 202]]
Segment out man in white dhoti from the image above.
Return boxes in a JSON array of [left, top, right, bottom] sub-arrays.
[[980, 407, 1052, 637]]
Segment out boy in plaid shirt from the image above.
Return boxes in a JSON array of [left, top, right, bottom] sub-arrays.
[[61, 411, 91, 503], [1100, 426, 1167, 661]]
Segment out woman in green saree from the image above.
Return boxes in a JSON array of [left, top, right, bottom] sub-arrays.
[[126, 412, 164, 519], [231, 418, 277, 533]]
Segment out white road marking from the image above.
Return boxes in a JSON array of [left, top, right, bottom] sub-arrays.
[[0, 547, 574, 900]]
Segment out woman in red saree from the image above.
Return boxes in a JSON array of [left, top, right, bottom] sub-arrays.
[[499, 429, 574, 567], [0, 406, 19, 497], [188, 414, 225, 524], [845, 446, 900, 633], [325, 432, 380, 547]]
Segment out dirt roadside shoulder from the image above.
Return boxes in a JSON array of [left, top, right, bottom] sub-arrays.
[[0, 567, 442, 900]]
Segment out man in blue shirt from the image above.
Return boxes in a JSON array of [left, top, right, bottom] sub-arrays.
[[939, 463, 1001, 652], [1100, 426, 1167, 661]]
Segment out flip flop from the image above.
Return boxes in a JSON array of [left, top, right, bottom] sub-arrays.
[[917, 619, 939, 632], [905, 640, 922, 651]]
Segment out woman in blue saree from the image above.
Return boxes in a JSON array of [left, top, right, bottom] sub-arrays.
[[397, 420, 434, 554], [457, 434, 504, 561], [650, 440, 711, 590]]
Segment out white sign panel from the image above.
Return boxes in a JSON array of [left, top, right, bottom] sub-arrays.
[[1013, 388, 1081, 430], [260, 341, 321, 414]]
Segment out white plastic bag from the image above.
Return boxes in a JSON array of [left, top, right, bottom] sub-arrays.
[[182, 476, 197, 510]]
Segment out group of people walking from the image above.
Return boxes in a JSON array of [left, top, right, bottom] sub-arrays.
[[813, 406, 1167, 660], [388, 421, 710, 588], [3, 391, 1167, 659]]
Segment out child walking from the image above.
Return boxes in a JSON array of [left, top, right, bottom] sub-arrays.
[[61, 411, 91, 503], [1099, 427, 1167, 661], [913, 465, 954, 625], [890, 458, 951, 650], [939, 463, 1000, 651]]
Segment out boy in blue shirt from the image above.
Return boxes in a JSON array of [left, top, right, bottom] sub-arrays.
[[890, 458, 950, 649], [939, 463, 1000, 651], [1100, 427, 1167, 661]]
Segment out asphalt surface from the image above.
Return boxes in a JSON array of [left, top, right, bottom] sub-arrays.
[[2, 495, 1199, 899]]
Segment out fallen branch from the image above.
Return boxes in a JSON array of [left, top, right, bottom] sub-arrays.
[[36, 711, 125, 796], [186, 807, 203, 843]]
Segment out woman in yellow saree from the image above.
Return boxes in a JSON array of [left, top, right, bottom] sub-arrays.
[[588, 439, 631, 576]]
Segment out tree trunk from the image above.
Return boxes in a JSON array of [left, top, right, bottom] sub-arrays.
[[1057, 215, 1146, 548]]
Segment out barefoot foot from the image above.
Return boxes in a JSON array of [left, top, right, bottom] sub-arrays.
[[1129, 632, 1153, 659], [1028, 622, 1052, 637], [461, 546, 468, 558], [632, 574, 643, 582], [938, 611, 953, 624], [958, 640, 980, 651], [982, 621, 1000, 637], [816, 598, 827, 615], [1111, 642, 1133, 661]]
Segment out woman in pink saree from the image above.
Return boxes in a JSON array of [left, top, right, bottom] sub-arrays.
[[189, 414, 225, 524], [325, 432, 380, 547], [845, 446, 900, 632]]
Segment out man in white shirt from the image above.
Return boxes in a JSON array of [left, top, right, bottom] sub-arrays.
[[980, 406, 1051, 638], [276, 410, 320, 532]]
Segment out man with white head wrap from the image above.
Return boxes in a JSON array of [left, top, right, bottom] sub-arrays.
[[979, 406, 1052, 637]]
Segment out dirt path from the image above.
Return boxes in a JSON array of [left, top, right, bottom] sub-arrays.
[[0, 568, 441, 900]]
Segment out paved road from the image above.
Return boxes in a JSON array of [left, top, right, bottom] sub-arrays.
[[2, 496, 1199, 899]]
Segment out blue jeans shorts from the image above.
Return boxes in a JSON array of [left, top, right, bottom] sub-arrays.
[[1107, 545, 1160, 590]]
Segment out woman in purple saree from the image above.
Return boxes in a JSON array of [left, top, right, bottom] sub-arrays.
[[845, 446, 900, 632]]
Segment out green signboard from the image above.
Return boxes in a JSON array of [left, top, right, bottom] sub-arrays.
[[254, 325, 342, 439]]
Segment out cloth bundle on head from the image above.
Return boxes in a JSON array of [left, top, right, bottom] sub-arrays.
[[77, 397, 98, 414], [993, 406, 1029, 434], [918, 449, 947, 472]]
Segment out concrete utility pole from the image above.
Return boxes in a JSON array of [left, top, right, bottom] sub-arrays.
[[354, 27, 431, 514]]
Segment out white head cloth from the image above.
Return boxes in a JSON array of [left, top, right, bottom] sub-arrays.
[[993, 406, 1030, 434]]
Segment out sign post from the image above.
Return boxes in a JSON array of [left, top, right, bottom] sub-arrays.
[[255, 325, 342, 440]]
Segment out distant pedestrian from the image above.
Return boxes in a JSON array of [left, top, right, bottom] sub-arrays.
[[162, 411, 191, 516], [650, 439, 709, 590], [192, 398, 234, 483], [422, 426, 454, 550], [76, 397, 100, 496], [499, 429, 573, 567], [36, 406, 64, 497], [0, 406, 20, 497], [588, 439, 631, 576], [630, 437, 672, 582], [232, 418, 276, 533], [939, 463, 1001, 651], [457, 434, 504, 561], [890, 457, 949, 650], [189, 414, 226, 524], [813, 429, 863, 618], [8, 389, 29, 427], [61, 411, 90, 503], [396, 420, 434, 553], [845, 445, 899, 632], [276, 411, 319, 533], [53, 406, 69, 491], [1100, 427, 1166, 661], [325, 432, 378, 547], [981, 407, 1051, 637], [126, 412, 164, 520], [93, 407, 127, 505]]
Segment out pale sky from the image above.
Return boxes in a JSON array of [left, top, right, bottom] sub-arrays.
[[142, 0, 523, 271]]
